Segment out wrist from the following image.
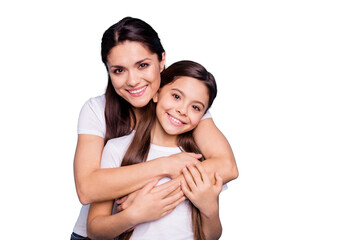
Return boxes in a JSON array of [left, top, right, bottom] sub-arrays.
[[125, 205, 141, 226], [155, 156, 171, 177], [200, 203, 219, 219]]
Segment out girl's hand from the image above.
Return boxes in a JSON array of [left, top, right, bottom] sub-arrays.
[[163, 152, 202, 179], [126, 179, 186, 224], [180, 163, 223, 217], [115, 190, 139, 212]]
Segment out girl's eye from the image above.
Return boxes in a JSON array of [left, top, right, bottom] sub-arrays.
[[113, 68, 124, 74], [172, 94, 180, 100], [139, 63, 149, 69], [192, 105, 201, 112]]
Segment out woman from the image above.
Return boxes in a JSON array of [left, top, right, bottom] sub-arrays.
[[72, 17, 238, 239]]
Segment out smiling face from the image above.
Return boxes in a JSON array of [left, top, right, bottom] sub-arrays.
[[107, 40, 165, 108], [152, 76, 209, 145]]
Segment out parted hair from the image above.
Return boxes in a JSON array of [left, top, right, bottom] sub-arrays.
[[101, 17, 165, 143]]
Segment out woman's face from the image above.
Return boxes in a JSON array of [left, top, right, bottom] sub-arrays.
[[154, 76, 209, 136], [107, 41, 165, 108]]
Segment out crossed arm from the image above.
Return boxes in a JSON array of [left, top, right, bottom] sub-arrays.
[[74, 118, 238, 205], [87, 163, 223, 240]]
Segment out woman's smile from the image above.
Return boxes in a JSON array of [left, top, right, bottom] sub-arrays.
[[127, 85, 148, 97]]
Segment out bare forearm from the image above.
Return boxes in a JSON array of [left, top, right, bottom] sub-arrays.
[[80, 159, 167, 204], [194, 118, 238, 184], [201, 156, 238, 184], [201, 207, 222, 240], [87, 211, 135, 239]]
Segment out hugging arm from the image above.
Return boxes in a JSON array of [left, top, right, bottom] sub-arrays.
[[194, 118, 238, 183], [74, 134, 200, 204], [87, 180, 185, 239]]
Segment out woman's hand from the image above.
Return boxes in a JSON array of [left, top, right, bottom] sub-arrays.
[[125, 179, 186, 224], [180, 163, 223, 217], [162, 152, 202, 179]]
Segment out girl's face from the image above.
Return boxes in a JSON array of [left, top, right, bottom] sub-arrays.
[[154, 76, 209, 137], [107, 41, 165, 108]]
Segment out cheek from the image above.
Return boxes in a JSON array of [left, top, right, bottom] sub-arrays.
[[110, 75, 126, 89], [190, 115, 203, 128]]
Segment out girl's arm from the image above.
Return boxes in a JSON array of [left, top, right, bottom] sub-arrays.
[[87, 180, 185, 240], [181, 163, 223, 240], [193, 118, 238, 183], [74, 134, 201, 204]]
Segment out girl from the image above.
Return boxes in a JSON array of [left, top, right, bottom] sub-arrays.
[[87, 60, 223, 240], [72, 17, 237, 239]]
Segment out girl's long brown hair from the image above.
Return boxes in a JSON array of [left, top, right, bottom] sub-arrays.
[[101, 17, 165, 143], [118, 61, 217, 240]]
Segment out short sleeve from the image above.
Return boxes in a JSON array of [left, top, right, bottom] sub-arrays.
[[201, 110, 212, 120], [77, 95, 106, 138], [100, 141, 120, 169]]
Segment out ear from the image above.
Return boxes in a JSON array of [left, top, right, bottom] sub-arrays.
[[153, 92, 159, 103], [160, 52, 166, 72]]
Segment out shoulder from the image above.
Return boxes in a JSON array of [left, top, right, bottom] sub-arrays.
[[101, 131, 136, 168], [77, 94, 106, 137], [106, 131, 135, 150], [83, 94, 106, 109]]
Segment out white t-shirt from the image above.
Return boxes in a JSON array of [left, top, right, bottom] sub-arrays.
[[73, 95, 212, 237], [77, 95, 212, 138], [73, 132, 194, 239]]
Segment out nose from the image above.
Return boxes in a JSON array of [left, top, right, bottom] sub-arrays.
[[126, 70, 140, 87], [176, 103, 187, 116]]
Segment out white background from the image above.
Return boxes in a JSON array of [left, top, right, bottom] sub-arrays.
[[1, 0, 359, 239]]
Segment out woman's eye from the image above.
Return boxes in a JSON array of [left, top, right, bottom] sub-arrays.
[[139, 63, 149, 68], [172, 94, 180, 100]]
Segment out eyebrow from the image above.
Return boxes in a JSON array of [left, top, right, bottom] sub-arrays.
[[172, 88, 206, 109], [109, 58, 152, 69]]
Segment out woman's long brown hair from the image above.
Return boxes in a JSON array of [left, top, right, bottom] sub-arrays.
[[118, 61, 217, 240], [101, 17, 165, 143]]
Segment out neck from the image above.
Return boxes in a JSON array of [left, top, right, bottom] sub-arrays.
[[151, 120, 178, 147], [131, 107, 143, 130]]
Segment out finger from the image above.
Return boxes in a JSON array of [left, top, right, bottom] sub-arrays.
[[151, 179, 179, 193], [156, 182, 181, 199], [115, 196, 128, 205], [162, 188, 184, 206], [116, 204, 124, 212], [186, 164, 203, 186], [163, 195, 186, 212], [186, 152, 203, 159], [160, 207, 176, 218], [180, 179, 193, 199], [194, 163, 211, 185], [182, 167, 197, 191], [140, 179, 159, 194]]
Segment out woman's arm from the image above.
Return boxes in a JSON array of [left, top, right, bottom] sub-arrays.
[[193, 118, 238, 183], [74, 134, 200, 204], [87, 180, 185, 240], [181, 163, 223, 240]]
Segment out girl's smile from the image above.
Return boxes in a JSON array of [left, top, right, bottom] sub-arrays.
[[152, 76, 209, 146]]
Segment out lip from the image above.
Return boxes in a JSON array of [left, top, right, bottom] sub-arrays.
[[127, 85, 148, 97], [166, 113, 186, 126]]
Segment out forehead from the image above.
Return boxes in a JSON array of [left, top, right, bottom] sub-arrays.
[[162, 76, 209, 106], [107, 41, 157, 65]]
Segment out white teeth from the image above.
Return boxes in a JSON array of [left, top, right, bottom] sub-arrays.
[[129, 86, 146, 94], [169, 115, 182, 124]]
